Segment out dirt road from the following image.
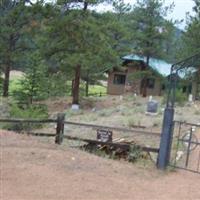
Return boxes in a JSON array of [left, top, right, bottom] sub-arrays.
[[1, 131, 200, 200]]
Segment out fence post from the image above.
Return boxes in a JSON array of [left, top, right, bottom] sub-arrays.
[[55, 113, 65, 145], [157, 107, 174, 169]]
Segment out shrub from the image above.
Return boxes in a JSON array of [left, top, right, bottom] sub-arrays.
[[175, 90, 187, 106], [162, 90, 187, 106], [97, 108, 116, 117], [128, 145, 143, 162], [3, 103, 48, 132], [128, 118, 136, 128]]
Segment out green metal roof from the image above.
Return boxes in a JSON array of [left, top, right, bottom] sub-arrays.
[[122, 54, 172, 76]]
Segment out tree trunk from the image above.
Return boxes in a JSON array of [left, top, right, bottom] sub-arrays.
[[3, 64, 11, 97], [85, 70, 89, 97], [141, 56, 150, 97], [83, 1, 88, 11], [3, 35, 15, 97], [71, 79, 74, 97], [72, 65, 81, 105]]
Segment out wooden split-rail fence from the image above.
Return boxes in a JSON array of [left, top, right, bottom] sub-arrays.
[[0, 113, 160, 154]]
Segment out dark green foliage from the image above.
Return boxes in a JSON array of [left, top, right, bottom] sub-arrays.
[[181, 0, 200, 59], [128, 145, 143, 162], [0, 0, 49, 96], [13, 52, 49, 104], [42, 2, 128, 103], [3, 103, 48, 131], [130, 0, 174, 63], [162, 89, 187, 106], [0, 0, 183, 103]]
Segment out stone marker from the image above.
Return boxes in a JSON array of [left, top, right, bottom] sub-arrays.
[[149, 95, 153, 101], [71, 104, 79, 110], [146, 100, 158, 115], [188, 94, 193, 102]]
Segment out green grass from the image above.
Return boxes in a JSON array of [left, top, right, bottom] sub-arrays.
[[9, 78, 23, 95], [9, 76, 107, 97], [88, 85, 107, 95]]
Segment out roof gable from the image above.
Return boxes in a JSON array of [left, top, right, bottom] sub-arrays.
[[122, 54, 172, 76]]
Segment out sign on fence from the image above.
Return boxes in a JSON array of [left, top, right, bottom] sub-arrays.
[[97, 129, 113, 143]]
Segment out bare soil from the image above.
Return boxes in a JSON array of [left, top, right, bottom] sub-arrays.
[[1, 130, 200, 200]]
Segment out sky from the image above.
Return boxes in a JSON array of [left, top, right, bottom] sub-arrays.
[[97, 0, 195, 29], [148, 0, 195, 28], [46, 0, 195, 29]]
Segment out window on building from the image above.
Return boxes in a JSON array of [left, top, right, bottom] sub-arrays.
[[162, 84, 166, 91], [182, 86, 187, 93], [147, 78, 155, 89], [113, 74, 126, 85]]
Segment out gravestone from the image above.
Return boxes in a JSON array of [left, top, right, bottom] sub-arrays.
[[188, 94, 193, 103], [71, 104, 79, 110], [146, 100, 158, 115]]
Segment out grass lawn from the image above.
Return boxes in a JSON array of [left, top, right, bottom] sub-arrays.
[[9, 73, 107, 97], [88, 85, 107, 95]]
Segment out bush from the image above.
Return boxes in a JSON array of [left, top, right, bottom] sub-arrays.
[[175, 90, 187, 106], [128, 145, 143, 162], [128, 118, 136, 128], [3, 103, 48, 132], [162, 90, 187, 106]]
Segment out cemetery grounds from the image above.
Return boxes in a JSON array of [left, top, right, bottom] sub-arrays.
[[1, 95, 200, 200]]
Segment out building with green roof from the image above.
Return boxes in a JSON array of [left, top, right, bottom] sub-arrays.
[[107, 54, 198, 97]]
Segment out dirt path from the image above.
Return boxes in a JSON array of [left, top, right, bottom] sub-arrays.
[[1, 130, 200, 200]]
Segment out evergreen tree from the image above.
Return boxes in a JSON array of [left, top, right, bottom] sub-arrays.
[[181, 0, 200, 56], [44, 1, 118, 104], [0, 0, 46, 97], [180, 0, 200, 98], [15, 52, 48, 105], [130, 0, 173, 96]]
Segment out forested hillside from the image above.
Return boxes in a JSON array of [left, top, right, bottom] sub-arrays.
[[0, 0, 198, 106]]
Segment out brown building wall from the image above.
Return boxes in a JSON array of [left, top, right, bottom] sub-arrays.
[[107, 67, 164, 96], [107, 72, 126, 95], [146, 79, 162, 96], [125, 66, 141, 94]]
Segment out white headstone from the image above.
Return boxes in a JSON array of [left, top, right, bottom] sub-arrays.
[[149, 96, 153, 101], [188, 94, 193, 102], [92, 107, 96, 112], [71, 104, 79, 110], [119, 95, 123, 100]]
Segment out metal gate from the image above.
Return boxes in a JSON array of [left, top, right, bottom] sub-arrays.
[[170, 121, 200, 174]]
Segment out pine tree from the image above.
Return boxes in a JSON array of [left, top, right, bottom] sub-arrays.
[[130, 0, 173, 96], [0, 0, 46, 97], [44, 1, 118, 104], [181, 0, 200, 56], [180, 0, 200, 98], [16, 52, 48, 105]]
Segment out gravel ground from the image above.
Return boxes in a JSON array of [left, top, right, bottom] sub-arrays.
[[1, 130, 200, 200]]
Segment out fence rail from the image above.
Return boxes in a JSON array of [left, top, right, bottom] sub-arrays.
[[64, 121, 160, 137], [0, 118, 160, 137], [0, 114, 160, 153], [173, 120, 200, 127], [0, 118, 56, 123]]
